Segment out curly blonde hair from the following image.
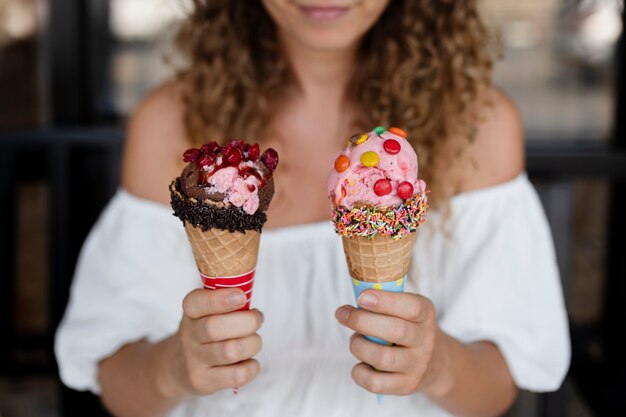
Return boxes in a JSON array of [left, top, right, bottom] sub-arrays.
[[175, 0, 494, 205]]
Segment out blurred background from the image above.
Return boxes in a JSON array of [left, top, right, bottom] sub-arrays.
[[0, 0, 625, 416]]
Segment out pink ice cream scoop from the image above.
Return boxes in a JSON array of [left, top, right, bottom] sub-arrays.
[[327, 126, 426, 209]]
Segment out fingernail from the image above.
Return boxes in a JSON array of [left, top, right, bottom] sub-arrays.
[[358, 292, 378, 307], [336, 307, 350, 323], [259, 310, 265, 324], [226, 291, 245, 306]]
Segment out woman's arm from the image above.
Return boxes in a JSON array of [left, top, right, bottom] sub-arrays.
[[99, 335, 188, 417], [99, 288, 263, 417], [336, 291, 516, 417], [428, 333, 517, 416]]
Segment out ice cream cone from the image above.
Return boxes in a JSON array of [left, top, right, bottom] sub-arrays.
[[328, 126, 427, 403], [184, 223, 260, 277], [341, 233, 416, 283], [171, 140, 278, 395], [183, 224, 260, 310]]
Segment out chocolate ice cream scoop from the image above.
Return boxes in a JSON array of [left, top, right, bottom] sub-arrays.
[[170, 140, 278, 233]]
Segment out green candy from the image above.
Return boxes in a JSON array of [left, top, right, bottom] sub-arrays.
[[373, 126, 386, 134]]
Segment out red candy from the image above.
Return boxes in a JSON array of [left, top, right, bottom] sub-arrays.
[[397, 181, 414, 200], [383, 139, 401, 155], [374, 179, 392, 196], [388, 127, 407, 138], [261, 148, 279, 171]]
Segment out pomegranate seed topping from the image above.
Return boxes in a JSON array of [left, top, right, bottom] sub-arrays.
[[227, 140, 245, 151], [201, 142, 219, 155], [247, 144, 260, 161], [261, 148, 279, 171], [198, 154, 214, 167], [223, 147, 243, 165], [183, 148, 200, 163]]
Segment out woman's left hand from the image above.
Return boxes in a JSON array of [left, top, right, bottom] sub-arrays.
[[335, 289, 449, 396]]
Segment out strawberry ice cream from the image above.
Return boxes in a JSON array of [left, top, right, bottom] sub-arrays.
[[327, 127, 426, 209], [175, 140, 278, 216]]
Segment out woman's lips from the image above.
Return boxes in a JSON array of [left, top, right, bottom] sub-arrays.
[[298, 6, 349, 21]]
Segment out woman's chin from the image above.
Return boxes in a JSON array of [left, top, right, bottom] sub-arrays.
[[286, 28, 363, 52]]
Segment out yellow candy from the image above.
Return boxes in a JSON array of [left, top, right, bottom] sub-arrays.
[[360, 151, 379, 167], [373, 283, 382, 290], [356, 133, 368, 145]]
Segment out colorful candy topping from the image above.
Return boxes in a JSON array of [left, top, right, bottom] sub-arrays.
[[383, 139, 401, 155], [373, 179, 392, 196], [337, 127, 421, 203], [388, 127, 407, 138], [347, 133, 360, 147], [356, 133, 369, 145], [397, 181, 414, 200], [182, 141, 278, 186], [334, 155, 350, 173], [360, 151, 379, 167], [331, 194, 428, 239]]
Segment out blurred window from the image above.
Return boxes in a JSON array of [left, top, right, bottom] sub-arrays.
[[110, 0, 186, 115], [482, 0, 623, 141], [0, 0, 47, 129]]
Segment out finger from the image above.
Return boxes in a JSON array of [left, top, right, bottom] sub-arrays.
[[189, 359, 260, 395], [183, 288, 247, 319], [336, 305, 417, 346], [349, 334, 416, 373], [356, 290, 434, 323], [202, 334, 263, 367], [191, 309, 263, 343], [352, 362, 418, 395]]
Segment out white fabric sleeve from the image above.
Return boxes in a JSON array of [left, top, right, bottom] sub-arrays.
[[436, 175, 570, 392], [54, 190, 197, 394]]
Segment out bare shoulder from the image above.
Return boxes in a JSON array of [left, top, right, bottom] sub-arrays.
[[121, 81, 189, 205], [456, 88, 525, 193]]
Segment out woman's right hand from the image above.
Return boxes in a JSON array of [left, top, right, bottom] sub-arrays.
[[172, 288, 263, 396]]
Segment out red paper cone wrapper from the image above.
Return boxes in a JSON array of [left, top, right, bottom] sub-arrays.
[[200, 269, 256, 311]]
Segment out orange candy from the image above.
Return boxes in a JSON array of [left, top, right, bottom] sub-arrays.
[[388, 127, 407, 138], [334, 155, 350, 172]]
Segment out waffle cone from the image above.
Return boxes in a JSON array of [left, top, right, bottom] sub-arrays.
[[184, 223, 260, 277], [341, 233, 416, 283]]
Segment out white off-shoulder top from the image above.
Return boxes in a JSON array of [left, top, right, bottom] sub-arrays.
[[55, 173, 570, 417]]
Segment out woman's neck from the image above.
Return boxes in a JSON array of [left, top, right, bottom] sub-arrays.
[[279, 32, 358, 105]]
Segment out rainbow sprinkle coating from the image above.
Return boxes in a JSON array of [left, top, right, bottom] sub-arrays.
[[331, 194, 428, 240]]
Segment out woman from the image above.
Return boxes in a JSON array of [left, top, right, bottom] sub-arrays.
[[55, 1, 570, 416]]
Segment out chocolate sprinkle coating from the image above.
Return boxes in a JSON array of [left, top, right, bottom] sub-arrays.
[[170, 179, 267, 233]]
